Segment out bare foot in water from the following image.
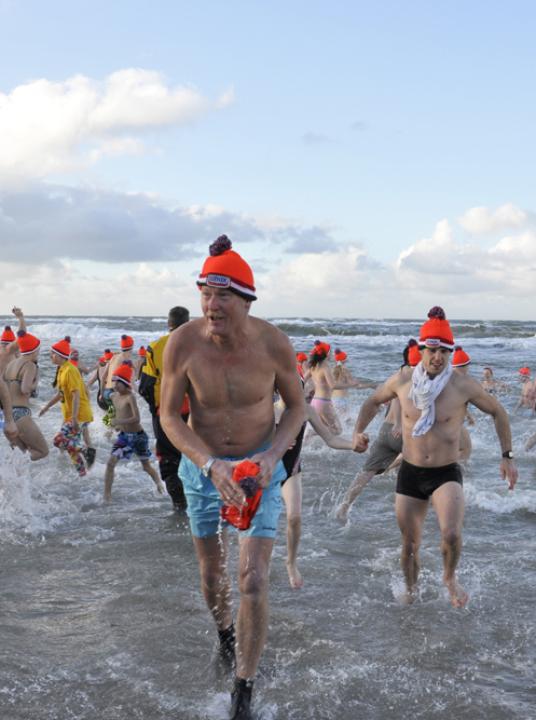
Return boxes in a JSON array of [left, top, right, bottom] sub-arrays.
[[335, 502, 349, 524], [397, 588, 417, 605], [286, 561, 304, 589], [445, 577, 469, 608]]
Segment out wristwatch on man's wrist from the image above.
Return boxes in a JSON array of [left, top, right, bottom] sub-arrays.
[[502, 450, 514, 459], [201, 456, 216, 477]]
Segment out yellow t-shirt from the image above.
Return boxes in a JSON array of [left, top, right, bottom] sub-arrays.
[[142, 334, 169, 408], [57, 362, 93, 423]]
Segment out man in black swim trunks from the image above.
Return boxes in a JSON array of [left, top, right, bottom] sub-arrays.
[[353, 306, 518, 607]]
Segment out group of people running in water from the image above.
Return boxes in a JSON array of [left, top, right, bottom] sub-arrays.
[[0, 236, 530, 719]]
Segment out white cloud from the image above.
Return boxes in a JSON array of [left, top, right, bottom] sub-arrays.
[[458, 203, 528, 235], [0, 69, 233, 182]]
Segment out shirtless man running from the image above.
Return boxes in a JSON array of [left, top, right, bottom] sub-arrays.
[[353, 307, 517, 608], [160, 236, 305, 720]]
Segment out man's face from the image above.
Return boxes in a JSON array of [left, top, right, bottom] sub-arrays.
[[421, 346, 451, 376], [483, 368, 492, 380], [201, 286, 250, 336]]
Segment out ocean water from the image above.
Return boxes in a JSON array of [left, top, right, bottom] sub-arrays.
[[1, 316, 535, 719]]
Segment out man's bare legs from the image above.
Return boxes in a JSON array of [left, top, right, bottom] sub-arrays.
[[236, 536, 274, 680], [192, 532, 233, 633], [432, 481, 467, 607], [281, 473, 303, 589], [336, 469, 376, 523], [395, 493, 428, 603]]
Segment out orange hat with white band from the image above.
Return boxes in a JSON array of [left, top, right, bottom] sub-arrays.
[[120, 334, 134, 351], [419, 306, 455, 350], [519, 367, 531, 377], [408, 343, 422, 367], [296, 352, 308, 363], [1, 326, 16, 344], [310, 340, 331, 358], [452, 346, 471, 367], [51, 336, 71, 359], [334, 348, 347, 363], [113, 361, 134, 387], [197, 235, 256, 301], [138, 346, 147, 357], [17, 330, 40, 355]]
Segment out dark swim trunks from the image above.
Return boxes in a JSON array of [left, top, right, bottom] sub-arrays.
[[396, 459, 463, 501], [282, 423, 306, 483]]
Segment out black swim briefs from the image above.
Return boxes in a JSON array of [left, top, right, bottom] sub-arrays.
[[396, 459, 463, 501], [282, 423, 306, 483]]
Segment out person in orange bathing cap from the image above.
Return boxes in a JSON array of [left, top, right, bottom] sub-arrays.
[[103, 361, 164, 501], [159, 235, 305, 719], [353, 305, 517, 609], [3, 330, 48, 460]]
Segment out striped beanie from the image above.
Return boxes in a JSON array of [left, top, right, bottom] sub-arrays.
[[120, 334, 134, 351], [197, 235, 256, 301], [1, 325, 16, 344], [419, 306, 455, 350], [51, 336, 71, 359], [17, 330, 41, 355], [452, 346, 471, 367], [113, 361, 134, 387]]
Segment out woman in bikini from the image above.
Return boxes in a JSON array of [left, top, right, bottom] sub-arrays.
[[4, 331, 48, 461], [308, 340, 366, 435]]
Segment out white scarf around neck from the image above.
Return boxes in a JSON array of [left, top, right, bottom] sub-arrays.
[[409, 361, 453, 437]]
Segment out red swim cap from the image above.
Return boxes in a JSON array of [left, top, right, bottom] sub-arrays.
[[120, 334, 134, 351], [197, 235, 256, 301], [113, 361, 134, 387], [408, 344, 422, 367], [452, 346, 471, 367], [51, 336, 71, 359], [17, 330, 41, 355], [334, 349, 347, 363], [419, 306, 455, 350], [1, 326, 16, 344]]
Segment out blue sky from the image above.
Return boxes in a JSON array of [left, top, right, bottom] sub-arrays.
[[1, 1, 535, 318]]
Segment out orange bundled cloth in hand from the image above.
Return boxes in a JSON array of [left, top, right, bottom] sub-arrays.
[[220, 460, 262, 530]]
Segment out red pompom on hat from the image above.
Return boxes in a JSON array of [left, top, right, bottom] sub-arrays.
[[334, 348, 347, 363], [51, 336, 71, 359], [197, 235, 256, 301], [452, 346, 471, 367], [16, 330, 40, 355], [138, 346, 147, 357], [113, 361, 134, 387], [419, 306, 455, 350], [1, 325, 16, 344], [120, 334, 134, 351], [408, 344, 422, 367], [310, 340, 331, 358], [296, 352, 308, 363], [519, 367, 531, 376]]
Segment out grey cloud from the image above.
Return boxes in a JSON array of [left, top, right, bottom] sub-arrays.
[[355, 254, 384, 271], [0, 184, 264, 264], [302, 131, 331, 146], [350, 120, 367, 132], [280, 226, 339, 254]]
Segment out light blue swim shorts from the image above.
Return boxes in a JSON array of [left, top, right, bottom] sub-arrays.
[[179, 446, 285, 539]]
